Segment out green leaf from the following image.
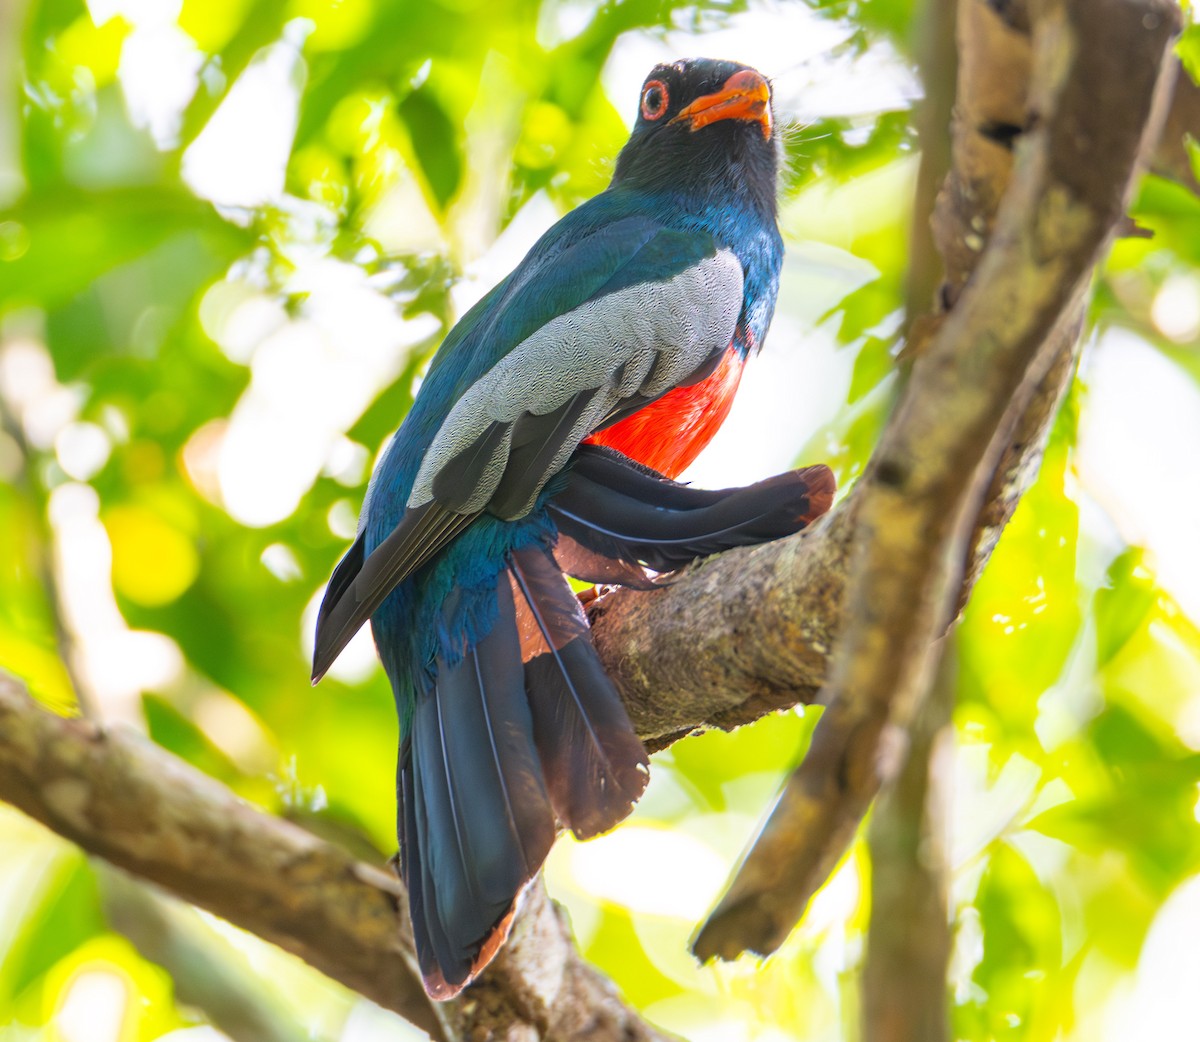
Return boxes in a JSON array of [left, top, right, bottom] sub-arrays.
[[0, 853, 105, 1012], [1030, 704, 1200, 895], [960, 842, 1069, 1042], [665, 707, 820, 812], [1177, 23, 1200, 83], [846, 334, 895, 403], [1094, 548, 1158, 667], [398, 87, 463, 211], [958, 433, 1082, 742]]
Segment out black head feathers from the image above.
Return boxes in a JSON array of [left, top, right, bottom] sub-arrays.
[[611, 58, 779, 215]]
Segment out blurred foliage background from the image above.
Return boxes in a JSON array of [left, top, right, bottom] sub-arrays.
[[2, 0, 1200, 1040]]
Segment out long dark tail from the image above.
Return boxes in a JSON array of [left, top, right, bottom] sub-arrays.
[[401, 576, 558, 998], [400, 447, 836, 998], [401, 549, 648, 998], [548, 444, 836, 579]]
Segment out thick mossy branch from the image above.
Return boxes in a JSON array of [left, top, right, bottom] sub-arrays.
[[690, 0, 1180, 961]]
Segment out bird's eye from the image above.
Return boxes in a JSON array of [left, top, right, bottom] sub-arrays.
[[640, 80, 668, 121]]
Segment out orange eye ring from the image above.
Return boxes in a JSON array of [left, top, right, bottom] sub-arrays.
[[640, 80, 669, 121]]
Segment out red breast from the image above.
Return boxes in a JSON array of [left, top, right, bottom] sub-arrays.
[[585, 345, 743, 479]]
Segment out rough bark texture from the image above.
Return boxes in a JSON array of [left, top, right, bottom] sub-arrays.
[[0, 672, 443, 1038], [904, 0, 958, 331], [592, 512, 847, 748], [866, 11, 957, 1035], [0, 672, 680, 1042], [439, 881, 683, 1042], [0, 3, 1196, 1039], [862, 640, 956, 1042], [691, 0, 1180, 961]]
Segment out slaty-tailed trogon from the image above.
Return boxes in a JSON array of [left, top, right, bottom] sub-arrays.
[[312, 57, 835, 999]]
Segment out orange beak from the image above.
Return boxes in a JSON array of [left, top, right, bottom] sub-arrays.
[[670, 69, 773, 140]]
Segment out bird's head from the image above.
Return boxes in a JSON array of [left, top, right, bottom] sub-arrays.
[[612, 58, 779, 215]]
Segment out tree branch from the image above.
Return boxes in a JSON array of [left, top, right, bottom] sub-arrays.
[[590, 510, 845, 748], [0, 672, 680, 1042], [0, 671, 443, 1037], [862, 637, 955, 1042], [98, 867, 327, 1042], [903, 0, 958, 331], [0, 3, 1193, 1034], [690, 0, 1180, 960]]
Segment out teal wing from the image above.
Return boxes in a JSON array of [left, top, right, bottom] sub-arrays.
[[312, 214, 742, 681]]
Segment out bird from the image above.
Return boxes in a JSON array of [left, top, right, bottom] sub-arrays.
[[311, 57, 836, 999]]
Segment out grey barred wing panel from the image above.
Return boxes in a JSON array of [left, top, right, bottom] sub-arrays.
[[410, 248, 744, 520]]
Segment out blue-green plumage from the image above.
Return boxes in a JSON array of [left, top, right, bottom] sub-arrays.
[[313, 58, 831, 999], [361, 195, 772, 666]]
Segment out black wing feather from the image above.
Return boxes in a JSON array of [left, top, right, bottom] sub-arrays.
[[488, 388, 600, 519], [311, 503, 476, 683], [315, 530, 366, 636], [431, 422, 513, 511]]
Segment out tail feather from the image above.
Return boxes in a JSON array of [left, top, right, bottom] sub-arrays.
[[549, 444, 835, 575], [400, 755, 470, 1001], [406, 751, 460, 997], [508, 545, 588, 660], [395, 448, 835, 998], [509, 546, 649, 839], [551, 533, 662, 590], [401, 577, 557, 998], [398, 756, 427, 966]]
